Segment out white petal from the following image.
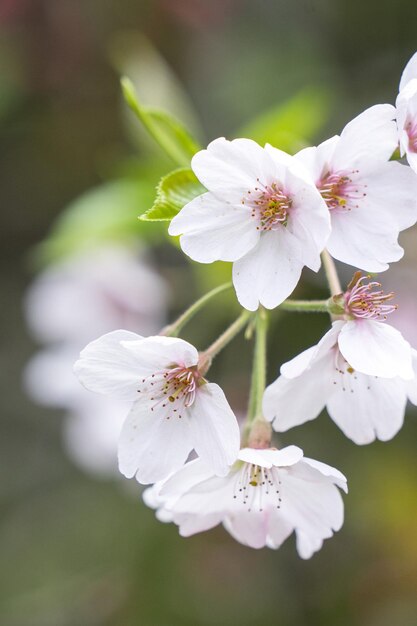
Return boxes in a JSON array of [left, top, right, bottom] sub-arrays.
[[301, 458, 348, 493], [295, 137, 339, 182], [399, 51, 417, 91], [358, 161, 417, 231], [406, 349, 417, 405], [73, 330, 144, 400], [279, 323, 342, 379], [263, 352, 335, 431], [122, 335, 199, 371], [338, 320, 413, 380], [224, 512, 268, 549], [192, 137, 279, 201], [118, 399, 193, 483], [176, 511, 224, 536], [265, 515, 294, 549], [160, 458, 215, 497], [232, 230, 304, 311], [332, 104, 397, 170], [326, 372, 406, 444], [168, 192, 259, 262], [280, 465, 345, 558], [327, 211, 403, 272], [238, 446, 304, 468], [188, 383, 240, 476]]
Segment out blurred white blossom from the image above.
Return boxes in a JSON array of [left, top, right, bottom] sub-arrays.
[[24, 245, 168, 477]]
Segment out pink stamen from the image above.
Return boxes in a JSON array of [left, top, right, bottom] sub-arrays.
[[344, 273, 397, 321], [243, 179, 292, 231], [317, 170, 366, 213]]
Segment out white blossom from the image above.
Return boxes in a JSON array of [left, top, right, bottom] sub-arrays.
[[295, 105, 417, 272], [169, 138, 330, 311], [144, 446, 347, 558], [74, 331, 240, 483], [396, 51, 417, 174], [263, 276, 416, 444]]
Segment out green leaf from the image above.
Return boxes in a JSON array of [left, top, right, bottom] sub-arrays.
[[121, 77, 201, 167], [141, 168, 205, 221], [238, 87, 331, 153], [32, 179, 162, 266]]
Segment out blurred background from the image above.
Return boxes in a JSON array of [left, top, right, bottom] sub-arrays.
[[1, 1, 417, 625]]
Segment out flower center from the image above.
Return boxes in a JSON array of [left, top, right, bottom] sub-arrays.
[[139, 366, 202, 416], [317, 170, 366, 213], [243, 180, 292, 231], [406, 119, 417, 153], [344, 272, 397, 321], [232, 463, 282, 512]]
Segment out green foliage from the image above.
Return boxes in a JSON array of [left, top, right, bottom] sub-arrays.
[[140, 168, 205, 221], [238, 87, 331, 153], [32, 179, 161, 266], [121, 77, 201, 167]]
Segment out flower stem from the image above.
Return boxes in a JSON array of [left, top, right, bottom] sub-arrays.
[[321, 249, 342, 296], [161, 283, 232, 337], [279, 299, 329, 313], [198, 309, 253, 374], [243, 308, 272, 448]]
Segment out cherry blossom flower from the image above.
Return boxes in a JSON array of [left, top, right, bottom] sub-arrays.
[[144, 446, 347, 558], [24, 245, 168, 477], [396, 52, 417, 174], [74, 330, 240, 483], [263, 276, 416, 444], [295, 105, 417, 272], [169, 138, 331, 310]]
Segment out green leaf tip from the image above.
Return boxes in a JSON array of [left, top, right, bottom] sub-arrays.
[[140, 168, 205, 221]]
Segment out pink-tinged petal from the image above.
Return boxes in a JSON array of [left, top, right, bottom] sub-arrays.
[[327, 211, 403, 272], [338, 320, 413, 380], [405, 349, 417, 405], [263, 352, 335, 431], [191, 137, 278, 201], [326, 372, 406, 444], [224, 511, 268, 549], [332, 104, 397, 170], [118, 399, 192, 483], [399, 51, 417, 91], [168, 192, 259, 263], [232, 229, 304, 311], [188, 383, 240, 476], [73, 330, 144, 400], [238, 446, 303, 468], [122, 335, 199, 371]]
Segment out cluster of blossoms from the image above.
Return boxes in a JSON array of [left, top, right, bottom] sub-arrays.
[[73, 53, 417, 557]]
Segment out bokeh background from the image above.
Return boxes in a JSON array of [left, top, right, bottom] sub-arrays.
[[2, 1, 417, 625]]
